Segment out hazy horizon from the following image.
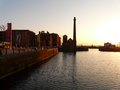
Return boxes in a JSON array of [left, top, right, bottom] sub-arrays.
[[1, 0, 120, 45]]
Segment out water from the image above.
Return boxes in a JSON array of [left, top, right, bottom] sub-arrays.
[[1, 49, 120, 90]]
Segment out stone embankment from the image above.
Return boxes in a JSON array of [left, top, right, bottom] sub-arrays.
[[0, 48, 58, 79]]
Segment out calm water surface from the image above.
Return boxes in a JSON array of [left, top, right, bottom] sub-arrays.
[[2, 49, 120, 90]]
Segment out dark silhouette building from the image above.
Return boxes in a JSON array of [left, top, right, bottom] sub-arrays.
[[61, 17, 88, 52], [61, 17, 77, 52], [0, 23, 12, 48], [73, 17, 76, 52], [51, 33, 61, 48], [6, 23, 12, 44], [62, 35, 74, 52], [39, 31, 51, 49], [37, 31, 61, 49], [104, 42, 116, 48], [0, 31, 6, 42], [63, 35, 67, 44]]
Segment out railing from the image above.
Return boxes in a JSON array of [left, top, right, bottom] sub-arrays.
[[0, 47, 39, 55]]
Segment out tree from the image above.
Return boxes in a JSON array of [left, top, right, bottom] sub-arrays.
[[0, 25, 6, 31]]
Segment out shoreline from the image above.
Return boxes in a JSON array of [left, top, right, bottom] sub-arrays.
[[0, 48, 58, 80]]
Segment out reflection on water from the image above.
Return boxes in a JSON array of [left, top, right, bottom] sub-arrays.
[[2, 49, 120, 90]]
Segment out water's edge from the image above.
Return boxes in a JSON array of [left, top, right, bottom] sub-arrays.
[[0, 48, 58, 80]]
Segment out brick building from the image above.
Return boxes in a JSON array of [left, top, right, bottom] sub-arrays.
[[37, 31, 61, 49], [12, 30, 35, 47], [0, 30, 35, 47], [38, 31, 51, 48], [0, 23, 61, 48], [51, 33, 61, 47], [0, 31, 6, 42]]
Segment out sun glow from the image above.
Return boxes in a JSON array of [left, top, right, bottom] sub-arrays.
[[94, 18, 120, 45]]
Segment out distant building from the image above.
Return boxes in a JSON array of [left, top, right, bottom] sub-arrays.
[[38, 31, 51, 49], [61, 17, 77, 52], [51, 33, 60, 47], [63, 35, 67, 45], [37, 31, 61, 49], [62, 35, 74, 52], [49, 34, 53, 47], [36, 32, 41, 47], [73, 17, 76, 51], [59, 37, 61, 47], [104, 42, 116, 48]]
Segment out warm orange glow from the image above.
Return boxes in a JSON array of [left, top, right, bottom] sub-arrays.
[[93, 18, 120, 45]]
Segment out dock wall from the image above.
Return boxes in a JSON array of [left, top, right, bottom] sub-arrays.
[[0, 48, 58, 79]]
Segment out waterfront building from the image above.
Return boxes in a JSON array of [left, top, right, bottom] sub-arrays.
[[61, 17, 77, 52], [58, 37, 61, 47], [0, 23, 12, 48], [12, 30, 35, 47], [36, 32, 41, 47], [38, 31, 61, 49], [62, 35, 68, 50], [49, 34, 53, 47], [63, 35, 67, 45], [73, 17, 76, 52], [104, 42, 116, 48], [62, 38, 74, 52], [0, 31, 6, 42], [6, 23, 12, 48], [0, 30, 36, 48], [51, 33, 60, 48], [39, 31, 51, 49], [0, 23, 61, 49], [0, 23, 36, 48]]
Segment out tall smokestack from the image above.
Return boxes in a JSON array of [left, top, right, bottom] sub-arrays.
[[6, 23, 12, 48], [73, 17, 76, 51]]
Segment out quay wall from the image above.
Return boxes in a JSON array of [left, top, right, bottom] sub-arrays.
[[0, 48, 58, 79]]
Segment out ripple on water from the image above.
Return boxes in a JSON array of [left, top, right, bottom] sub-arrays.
[[3, 49, 120, 90]]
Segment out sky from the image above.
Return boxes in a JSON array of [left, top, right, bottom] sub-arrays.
[[1, 0, 120, 45]]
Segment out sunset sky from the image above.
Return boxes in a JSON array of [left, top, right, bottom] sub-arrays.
[[1, 0, 120, 45]]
